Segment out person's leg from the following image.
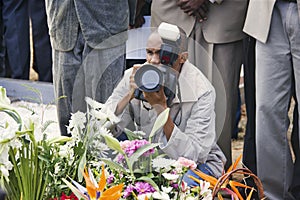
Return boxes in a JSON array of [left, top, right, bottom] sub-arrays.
[[2, 0, 30, 79], [29, 0, 52, 82], [72, 43, 126, 114], [289, 2, 300, 197], [255, 2, 295, 199], [290, 98, 299, 199], [232, 88, 241, 140], [53, 31, 84, 136], [213, 41, 243, 170], [182, 163, 214, 187], [242, 36, 256, 175], [0, 2, 5, 77]]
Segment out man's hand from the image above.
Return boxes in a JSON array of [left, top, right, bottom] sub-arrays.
[[144, 87, 174, 140], [114, 64, 141, 116], [129, 64, 141, 99], [177, 0, 210, 22], [143, 87, 168, 114]]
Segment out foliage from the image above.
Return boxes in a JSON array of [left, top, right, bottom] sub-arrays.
[[0, 86, 71, 200]]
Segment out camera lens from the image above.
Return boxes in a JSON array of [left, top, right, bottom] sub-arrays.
[[141, 70, 160, 89], [134, 64, 163, 92]]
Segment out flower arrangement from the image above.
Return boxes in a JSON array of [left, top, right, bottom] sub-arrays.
[[0, 86, 71, 200], [61, 97, 213, 200], [89, 127, 212, 199], [0, 86, 264, 200]]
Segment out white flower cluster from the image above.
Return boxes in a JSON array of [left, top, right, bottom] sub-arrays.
[[65, 97, 121, 160]]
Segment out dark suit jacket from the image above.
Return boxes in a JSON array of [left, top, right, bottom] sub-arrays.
[[151, 0, 248, 44]]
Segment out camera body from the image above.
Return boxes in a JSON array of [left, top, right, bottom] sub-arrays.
[[134, 64, 178, 106], [133, 23, 182, 106]]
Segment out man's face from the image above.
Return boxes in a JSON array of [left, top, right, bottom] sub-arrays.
[[146, 32, 162, 65], [145, 32, 183, 72]]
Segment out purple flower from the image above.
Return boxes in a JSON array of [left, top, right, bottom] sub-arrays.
[[117, 154, 125, 163], [171, 183, 179, 190], [123, 184, 135, 198], [134, 182, 156, 195], [107, 174, 114, 184], [124, 140, 155, 157]]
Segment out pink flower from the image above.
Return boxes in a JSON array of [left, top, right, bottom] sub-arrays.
[[122, 140, 155, 157], [176, 157, 197, 169], [120, 140, 131, 151]]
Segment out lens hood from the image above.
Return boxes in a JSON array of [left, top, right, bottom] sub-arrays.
[[134, 64, 163, 92]]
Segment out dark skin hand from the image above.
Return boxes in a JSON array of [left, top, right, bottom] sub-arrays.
[[143, 87, 174, 140], [177, 0, 210, 22]]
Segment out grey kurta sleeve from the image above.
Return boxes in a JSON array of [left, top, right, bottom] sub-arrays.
[[158, 90, 216, 164]]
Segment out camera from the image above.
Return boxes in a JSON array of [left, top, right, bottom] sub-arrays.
[[158, 22, 182, 66], [133, 23, 182, 106], [134, 64, 178, 106]]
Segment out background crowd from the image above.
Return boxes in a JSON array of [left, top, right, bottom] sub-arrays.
[[0, 0, 299, 199]]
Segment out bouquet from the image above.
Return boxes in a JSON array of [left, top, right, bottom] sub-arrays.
[[60, 97, 212, 200], [0, 86, 71, 200]]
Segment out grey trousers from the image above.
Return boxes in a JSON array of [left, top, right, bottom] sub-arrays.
[[256, 1, 300, 199], [53, 31, 126, 136], [188, 23, 243, 168]]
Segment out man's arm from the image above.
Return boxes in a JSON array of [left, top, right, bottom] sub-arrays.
[[114, 65, 140, 115], [143, 87, 175, 140]]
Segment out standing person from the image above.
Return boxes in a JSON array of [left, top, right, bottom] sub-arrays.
[[0, 1, 5, 77], [105, 23, 226, 185], [2, 0, 30, 80], [150, 0, 248, 168], [29, 0, 52, 82], [45, 1, 129, 136], [244, 0, 300, 199], [1, 0, 52, 82]]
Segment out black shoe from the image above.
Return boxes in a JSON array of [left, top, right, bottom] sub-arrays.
[[291, 186, 300, 200]]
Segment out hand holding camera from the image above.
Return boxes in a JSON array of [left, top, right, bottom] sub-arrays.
[[133, 22, 182, 107]]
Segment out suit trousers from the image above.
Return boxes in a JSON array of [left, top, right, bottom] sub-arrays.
[[53, 30, 126, 136], [255, 1, 300, 199], [0, 2, 5, 77], [188, 23, 243, 169], [2, 0, 30, 79], [1, 0, 52, 81], [242, 36, 257, 175]]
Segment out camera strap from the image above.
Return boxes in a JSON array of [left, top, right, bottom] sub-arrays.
[[171, 81, 182, 126]]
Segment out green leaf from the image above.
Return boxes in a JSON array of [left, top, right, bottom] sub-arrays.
[[128, 143, 160, 171], [137, 176, 160, 192], [149, 108, 170, 139], [102, 134, 125, 155], [100, 158, 128, 174], [124, 128, 141, 140], [41, 120, 57, 133], [47, 136, 72, 145], [77, 150, 87, 182], [1, 109, 22, 126]]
